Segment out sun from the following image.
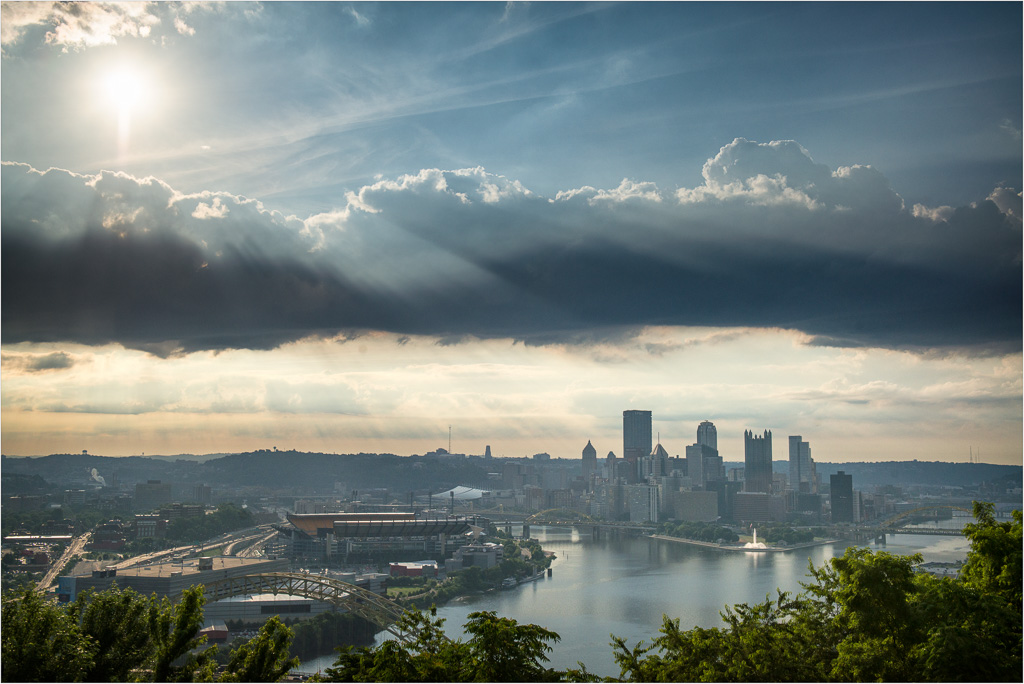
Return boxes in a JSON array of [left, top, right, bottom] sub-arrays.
[[102, 65, 149, 115], [98, 63, 155, 158]]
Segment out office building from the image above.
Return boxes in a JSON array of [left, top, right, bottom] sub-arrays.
[[642, 443, 670, 479], [669, 490, 718, 522], [134, 480, 172, 512], [743, 429, 773, 494], [623, 410, 653, 482], [831, 471, 854, 523], [625, 483, 659, 523], [582, 440, 598, 487], [733, 491, 787, 522], [697, 420, 718, 451], [685, 442, 723, 489], [788, 436, 817, 494]]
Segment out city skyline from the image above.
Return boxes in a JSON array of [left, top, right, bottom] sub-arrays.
[[1, 2, 1021, 465]]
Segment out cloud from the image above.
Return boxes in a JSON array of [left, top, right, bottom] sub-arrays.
[[0, 1, 227, 52], [2, 138, 1020, 355], [1, 351, 76, 373]]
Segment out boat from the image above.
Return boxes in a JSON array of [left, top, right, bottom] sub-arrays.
[[500, 577, 517, 589]]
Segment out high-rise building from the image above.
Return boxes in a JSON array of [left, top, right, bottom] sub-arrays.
[[623, 410, 652, 482], [685, 443, 719, 488], [697, 421, 717, 451], [642, 443, 670, 479], [582, 440, 598, 487], [830, 471, 854, 523], [605, 451, 617, 481], [788, 436, 816, 493], [743, 430, 773, 494]]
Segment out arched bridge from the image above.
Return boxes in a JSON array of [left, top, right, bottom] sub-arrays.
[[187, 573, 416, 642], [880, 505, 974, 530]]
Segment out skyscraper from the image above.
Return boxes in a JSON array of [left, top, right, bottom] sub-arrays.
[[623, 410, 652, 482], [788, 436, 816, 493], [830, 470, 854, 523], [743, 429, 773, 493], [697, 420, 717, 451], [582, 440, 598, 487]]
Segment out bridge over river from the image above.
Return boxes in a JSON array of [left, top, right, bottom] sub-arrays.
[[177, 572, 418, 643]]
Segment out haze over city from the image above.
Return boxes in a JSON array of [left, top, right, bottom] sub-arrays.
[[2, 2, 1021, 465]]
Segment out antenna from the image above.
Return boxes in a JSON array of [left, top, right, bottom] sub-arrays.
[[448, 425, 452, 453]]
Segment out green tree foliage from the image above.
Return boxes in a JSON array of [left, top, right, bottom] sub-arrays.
[[71, 585, 154, 682], [614, 501, 1022, 683], [219, 616, 299, 682], [322, 607, 562, 682], [1, 587, 95, 682], [148, 586, 216, 682], [960, 501, 1022, 611], [657, 521, 739, 543], [165, 504, 255, 544]]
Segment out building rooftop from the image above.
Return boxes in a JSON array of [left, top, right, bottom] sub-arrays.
[[76, 555, 277, 579]]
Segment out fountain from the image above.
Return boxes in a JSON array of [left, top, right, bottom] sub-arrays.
[[743, 527, 767, 549]]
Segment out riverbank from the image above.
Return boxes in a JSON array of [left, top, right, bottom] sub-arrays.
[[649, 534, 841, 552]]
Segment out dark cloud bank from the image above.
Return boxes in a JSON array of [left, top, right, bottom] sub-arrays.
[[3, 140, 1020, 355]]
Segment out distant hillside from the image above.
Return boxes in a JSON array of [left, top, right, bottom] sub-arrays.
[[197, 450, 493, 493], [720, 459, 1022, 489], [812, 460, 1021, 488]]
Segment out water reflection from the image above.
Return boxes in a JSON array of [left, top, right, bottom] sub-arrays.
[[298, 522, 970, 677]]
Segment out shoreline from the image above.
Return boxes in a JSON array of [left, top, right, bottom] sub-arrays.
[[649, 534, 842, 553]]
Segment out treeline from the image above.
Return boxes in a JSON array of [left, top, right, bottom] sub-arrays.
[[657, 520, 739, 543], [165, 503, 255, 543], [760, 524, 829, 544]]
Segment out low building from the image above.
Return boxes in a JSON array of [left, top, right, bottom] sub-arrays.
[[670, 490, 718, 522], [57, 555, 288, 603], [732, 492, 787, 523], [88, 520, 126, 551], [454, 542, 504, 569], [389, 560, 439, 578]]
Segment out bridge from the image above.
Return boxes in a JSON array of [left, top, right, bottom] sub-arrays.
[[490, 510, 656, 538], [852, 505, 975, 542], [182, 572, 417, 643]]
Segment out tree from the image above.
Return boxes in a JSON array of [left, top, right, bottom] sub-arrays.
[[1, 587, 95, 683], [148, 585, 216, 682], [960, 501, 1022, 611], [219, 616, 299, 682], [909, 573, 1022, 682], [323, 607, 562, 683], [71, 584, 153, 682], [463, 610, 561, 682], [821, 548, 923, 682]]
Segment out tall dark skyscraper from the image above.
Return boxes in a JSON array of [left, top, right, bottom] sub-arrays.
[[697, 420, 717, 451], [830, 470, 854, 523], [743, 429, 773, 493], [623, 410, 652, 482]]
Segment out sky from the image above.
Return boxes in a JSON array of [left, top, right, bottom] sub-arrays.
[[1, 1, 1021, 466]]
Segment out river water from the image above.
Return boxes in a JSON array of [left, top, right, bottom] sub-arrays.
[[298, 522, 970, 677]]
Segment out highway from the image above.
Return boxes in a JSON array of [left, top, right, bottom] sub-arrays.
[[37, 531, 90, 592]]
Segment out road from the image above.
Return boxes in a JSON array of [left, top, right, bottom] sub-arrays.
[[37, 531, 91, 592]]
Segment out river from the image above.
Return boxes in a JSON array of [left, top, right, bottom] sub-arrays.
[[298, 521, 971, 677]]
